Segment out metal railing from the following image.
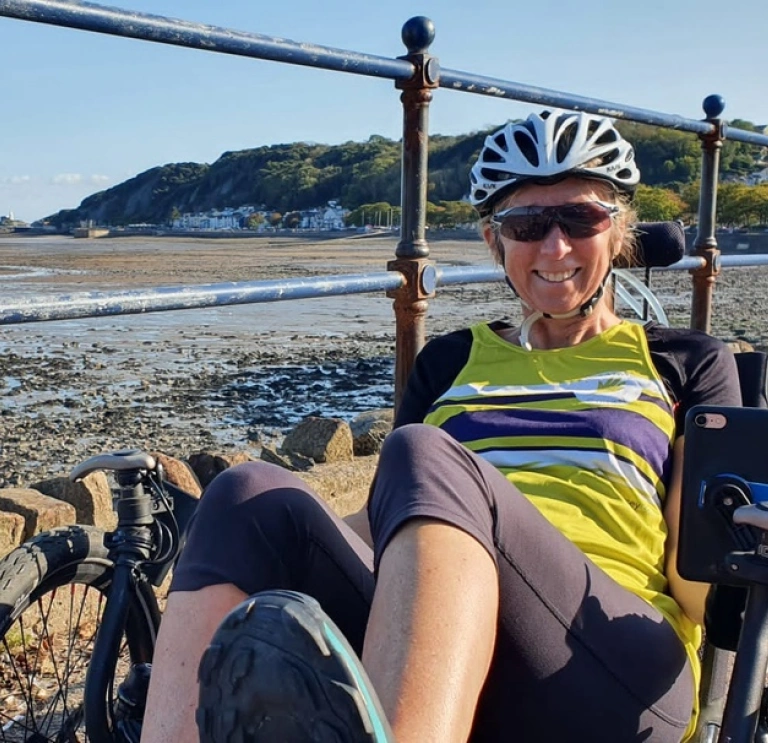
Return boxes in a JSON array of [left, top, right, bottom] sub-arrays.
[[2, 0, 768, 407]]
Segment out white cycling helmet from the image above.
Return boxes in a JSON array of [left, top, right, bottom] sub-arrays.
[[469, 109, 640, 216]]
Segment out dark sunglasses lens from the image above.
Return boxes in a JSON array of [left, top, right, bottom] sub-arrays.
[[557, 203, 614, 238], [498, 214, 551, 241]]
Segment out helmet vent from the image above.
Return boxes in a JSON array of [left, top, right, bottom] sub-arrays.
[[595, 129, 618, 146], [483, 148, 504, 164], [480, 167, 512, 183], [556, 121, 579, 163], [597, 148, 620, 167], [513, 131, 539, 167], [493, 132, 509, 151]]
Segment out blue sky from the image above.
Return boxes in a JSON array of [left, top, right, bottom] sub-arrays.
[[1, 0, 766, 223]]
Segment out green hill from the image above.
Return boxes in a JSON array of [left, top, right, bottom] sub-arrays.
[[47, 119, 765, 228]]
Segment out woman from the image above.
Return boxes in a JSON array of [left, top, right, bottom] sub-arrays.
[[140, 110, 741, 743]]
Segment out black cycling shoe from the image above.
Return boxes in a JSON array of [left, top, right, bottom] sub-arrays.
[[196, 589, 394, 742]]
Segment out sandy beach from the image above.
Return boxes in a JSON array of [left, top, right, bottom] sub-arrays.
[[0, 233, 765, 487]]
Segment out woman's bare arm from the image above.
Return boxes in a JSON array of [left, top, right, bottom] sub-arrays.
[[663, 437, 709, 626]]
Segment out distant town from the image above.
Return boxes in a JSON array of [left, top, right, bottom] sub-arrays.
[[0, 200, 407, 236]]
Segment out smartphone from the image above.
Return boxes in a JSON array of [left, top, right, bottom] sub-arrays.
[[678, 405, 768, 584]]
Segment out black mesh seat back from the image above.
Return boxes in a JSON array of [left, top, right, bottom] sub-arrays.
[[614, 221, 686, 269], [735, 351, 768, 408]]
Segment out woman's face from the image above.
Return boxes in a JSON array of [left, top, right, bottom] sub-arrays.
[[486, 178, 624, 318]]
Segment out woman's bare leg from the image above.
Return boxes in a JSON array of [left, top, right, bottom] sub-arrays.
[[140, 584, 246, 743], [362, 519, 498, 743]]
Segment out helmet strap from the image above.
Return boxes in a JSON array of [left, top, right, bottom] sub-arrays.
[[508, 268, 614, 351]]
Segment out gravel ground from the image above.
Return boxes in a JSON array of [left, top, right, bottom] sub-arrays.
[[0, 233, 764, 488]]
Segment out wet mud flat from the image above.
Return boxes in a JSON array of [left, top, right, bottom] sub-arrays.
[[0, 234, 765, 487]]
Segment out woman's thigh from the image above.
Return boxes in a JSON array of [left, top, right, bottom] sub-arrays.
[[370, 424, 694, 743], [171, 461, 375, 653], [478, 483, 693, 742]]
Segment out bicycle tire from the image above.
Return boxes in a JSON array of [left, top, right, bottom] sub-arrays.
[[0, 524, 160, 742]]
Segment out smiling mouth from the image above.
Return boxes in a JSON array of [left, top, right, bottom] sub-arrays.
[[535, 269, 579, 283]]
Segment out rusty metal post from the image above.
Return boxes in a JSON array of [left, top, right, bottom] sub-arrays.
[[388, 16, 439, 412], [690, 95, 725, 332]]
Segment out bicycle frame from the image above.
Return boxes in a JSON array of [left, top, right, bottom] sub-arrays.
[[70, 453, 200, 742]]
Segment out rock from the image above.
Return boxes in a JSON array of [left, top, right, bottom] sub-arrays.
[[282, 417, 354, 463], [0, 489, 77, 540], [259, 444, 313, 472], [152, 451, 203, 497], [726, 340, 755, 353], [187, 450, 257, 489], [31, 472, 116, 531], [350, 409, 393, 456], [0, 510, 25, 557], [297, 456, 379, 518]]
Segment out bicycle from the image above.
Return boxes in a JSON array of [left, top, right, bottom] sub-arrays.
[[0, 450, 199, 742]]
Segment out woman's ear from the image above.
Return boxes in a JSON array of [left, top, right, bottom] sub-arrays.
[[481, 222, 495, 247]]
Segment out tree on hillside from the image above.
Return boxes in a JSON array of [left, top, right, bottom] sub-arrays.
[[345, 202, 398, 228], [633, 185, 686, 222], [717, 182, 768, 226], [429, 200, 477, 228]]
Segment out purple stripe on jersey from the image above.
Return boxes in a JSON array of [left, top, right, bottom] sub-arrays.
[[438, 407, 672, 482], [429, 392, 670, 416]]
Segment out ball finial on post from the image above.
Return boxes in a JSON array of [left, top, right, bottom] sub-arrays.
[[702, 94, 725, 120], [401, 16, 435, 54]]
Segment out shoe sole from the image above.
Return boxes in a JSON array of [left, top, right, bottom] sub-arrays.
[[197, 589, 394, 742]]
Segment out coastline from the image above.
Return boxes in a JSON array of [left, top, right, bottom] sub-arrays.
[[0, 234, 765, 487]]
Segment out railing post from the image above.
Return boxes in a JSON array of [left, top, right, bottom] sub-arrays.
[[690, 95, 725, 332], [388, 16, 439, 412]]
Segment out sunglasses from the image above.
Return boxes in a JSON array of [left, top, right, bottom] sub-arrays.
[[491, 201, 620, 242]]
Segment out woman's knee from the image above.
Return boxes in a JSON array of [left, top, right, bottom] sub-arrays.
[[379, 423, 454, 468], [196, 460, 326, 533]]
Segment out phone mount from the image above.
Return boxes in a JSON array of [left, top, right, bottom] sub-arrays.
[[697, 474, 768, 742]]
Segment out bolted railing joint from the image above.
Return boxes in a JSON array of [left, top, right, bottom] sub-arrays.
[[386, 258, 437, 302], [387, 258, 436, 412], [395, 51, 440, 91]]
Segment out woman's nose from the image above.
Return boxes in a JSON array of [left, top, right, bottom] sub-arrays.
[[538, 223, 572, 256]]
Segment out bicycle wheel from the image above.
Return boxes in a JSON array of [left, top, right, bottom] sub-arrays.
[[0, 525, 160, 742]]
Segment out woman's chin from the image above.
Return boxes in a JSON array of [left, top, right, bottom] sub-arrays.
[[527, 294, 581, 317]]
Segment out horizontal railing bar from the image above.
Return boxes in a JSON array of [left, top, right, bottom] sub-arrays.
[[0, 256, 763, 326], [2, 1, 766, 148], [719, 254, 768, 268], [438, 69, 768, 147], [0, 271, 405, 325], [436, 265, 504, 285], [0, 0, 415, 81]]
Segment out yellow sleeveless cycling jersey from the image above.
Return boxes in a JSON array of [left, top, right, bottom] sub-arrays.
[[423, 320, 701, 713]]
